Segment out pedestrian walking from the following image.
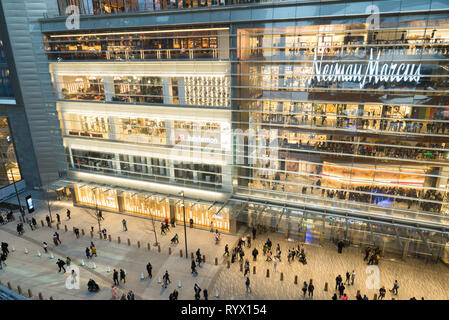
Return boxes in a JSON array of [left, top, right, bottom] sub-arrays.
[[111, 285, 118, 300], [245, 277, 251, 293], [122, 219, 127, 231], [351, 270, 355, 286], [91, 244, 97, 257], [53, 233, 59, 246], [46, 215, 51, 227], [66, 209, 71, 220], [102, 228, 107, 239], [224, 244, 229, 256], [196, 249, 202, 267], [239, 248, 245, 262], [66, 256, 72, 266], [344, 271, 351, 285], [162, 270, 171, 288], [203, 289, 208, 300], [379, 286, 386, 299], [389, 280, 399, 295], [146, 262, 152, 278], [341, 293, 349, 300], [302, 281, 308, 297], [244, 260, 250, 276], [191, 259, 197, 275], [194, 283, 201, 300], [252, 227, 256, 240], [337, 240, 344, 253], [43, 242, 48, 253], [54, 232, 61, 244], [247, 236, 251, 248], [56, 213, 61, 224], [335, 274, 342, 290], [127, 290, 135, 300], [98, 210, 104, 220], [85, 247, 91, 259], [74, 228, 80, 238], [28, 219, 34, 231], [120, 269, 126, 283], [252, 248, 258, 261], [56, 259, 66, 273], [113, 269, 119, 286], [32, 217, 37, 229], [308, 280, 314, 297], [338, 283, 345, 298]]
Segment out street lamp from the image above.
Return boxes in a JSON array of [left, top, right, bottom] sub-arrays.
[[91, 187, 102, 233], [9, 168, 23, 214], [179, 191, 188, 259]]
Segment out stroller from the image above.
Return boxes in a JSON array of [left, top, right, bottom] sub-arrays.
[[87, 279, 100, 292]]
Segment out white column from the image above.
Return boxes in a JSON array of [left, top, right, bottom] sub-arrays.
[[103, 76, 115, 101], [162, 77, 171, 104]]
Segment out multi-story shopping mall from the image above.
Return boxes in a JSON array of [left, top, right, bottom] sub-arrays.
[[1, 0, 449, 262]]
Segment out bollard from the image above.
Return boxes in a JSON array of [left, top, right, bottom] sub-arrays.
[[108, 235, 111, 242], [180, 250, 183, 258], [56, 223, 60, 230], [147, 243, 151, 251], [38, 292, 43, 300], [280, 272, 283, 281], [240, 263, 243, 272], [28, 289, 32, 298], [357, 290, 360, 297], [7, 282, 12, 290], [81, 229, 85, 236], [64, 225, 68, 232], [324, 282, 328, 291], [50, 296, 54, 300], [373, 293, 378, 300], [215, 257, 218, 265], [127, 238, 131, 246], [118, 236, 121, 244], [203, 255, 206, 263], [253, 266, 256, 274], [158, 245, 161, 253], [191, 252, 194, 259], [168, 247, 171, 255], [41, 220, 44, 227], [17, 286, 22, 295], [227, 261, 230, 269], [137, 241, 140, 248], [266, 269, 270, 278], [294, 275, 298, 284]]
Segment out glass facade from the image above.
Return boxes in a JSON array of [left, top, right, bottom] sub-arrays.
[[46, 1, 449, 258], [0, 118, 22, 187], [0, 36, 13, 98]]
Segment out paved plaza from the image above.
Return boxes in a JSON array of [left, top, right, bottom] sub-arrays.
[[0, 193, 449, 300]]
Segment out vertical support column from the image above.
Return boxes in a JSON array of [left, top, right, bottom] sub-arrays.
[[108, 116, 117, 140], [53, 73, 62, 99], [178, 77, 186, 105], [114, 153, 121, 174], [68, 147, 74, 169], [103, 76, 115, 102], [402, 240, 410, 261], [162, 77, 171, 104], [168, 160, 175, 183], [165, 120, 173, 145]]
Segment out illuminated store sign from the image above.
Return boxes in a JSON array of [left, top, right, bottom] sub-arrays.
[[178, 134, 219, 145], [309, 49, 422, 88]]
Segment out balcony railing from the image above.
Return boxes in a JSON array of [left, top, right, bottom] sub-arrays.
[[57, 0, 291, 17]]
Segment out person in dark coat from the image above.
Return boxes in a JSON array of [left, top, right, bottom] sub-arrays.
[[113, 269, 119, 286], [146, 262, 152, 278]]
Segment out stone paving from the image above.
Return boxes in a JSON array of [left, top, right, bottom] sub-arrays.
[[1, 193, 449, 300], [210, 231, 449, 300]]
